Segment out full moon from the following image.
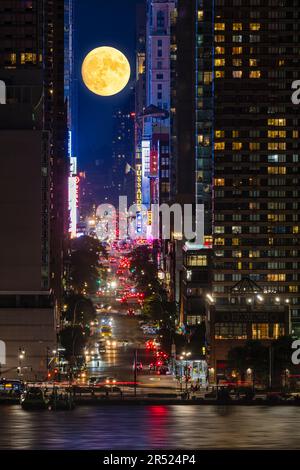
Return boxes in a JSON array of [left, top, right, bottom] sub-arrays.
[[81, 46, 131, 97]]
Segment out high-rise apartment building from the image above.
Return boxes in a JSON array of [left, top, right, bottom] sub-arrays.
[[0, 0, 67, 377], [206, 0, 300, 336], [170, 0, 300, 337], [144, 0, 175, 205], [134, 0, 175, 237]]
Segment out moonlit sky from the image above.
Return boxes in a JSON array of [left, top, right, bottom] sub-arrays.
[[75, 0, 142, 168]]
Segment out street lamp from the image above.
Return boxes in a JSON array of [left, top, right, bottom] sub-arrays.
[[18, 348, 25, 376]]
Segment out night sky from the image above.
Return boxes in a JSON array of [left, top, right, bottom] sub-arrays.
[[75, 0, 142, 169]]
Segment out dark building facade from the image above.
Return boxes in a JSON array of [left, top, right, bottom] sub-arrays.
[[169, 0, 300, 337], [206, 279, 290, 383], [165, 0, 213, 318], [205, 0, 300, 335], [0, 0, 67, 377]]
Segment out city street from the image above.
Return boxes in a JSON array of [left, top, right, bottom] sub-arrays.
[[2, 0, 300, 455], [87, 312, 177, 394]]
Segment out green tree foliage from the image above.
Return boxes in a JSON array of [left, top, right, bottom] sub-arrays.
[[59, 325, 89, 360], [63, 294, 95, 326], [69, 236, 107, 294], [129, 245, 161, 295], [272, 336, 295, 386], [228, 340, 269, 383]]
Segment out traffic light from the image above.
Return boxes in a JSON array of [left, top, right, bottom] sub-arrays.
[[202, 346, 206, 356], [17, 367, 21, 374]]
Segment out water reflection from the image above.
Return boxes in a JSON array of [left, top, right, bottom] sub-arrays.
[[1, 405, 300, 449]]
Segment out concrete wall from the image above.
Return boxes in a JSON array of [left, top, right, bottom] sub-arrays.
[[0, 308, 56, 380]]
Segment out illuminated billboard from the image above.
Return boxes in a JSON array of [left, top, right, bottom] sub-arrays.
[[68, 155, 78, 238], [142, 139, 151, 208]]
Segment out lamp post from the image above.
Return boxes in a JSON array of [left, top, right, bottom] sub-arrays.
[[18, 348, 25, 376]]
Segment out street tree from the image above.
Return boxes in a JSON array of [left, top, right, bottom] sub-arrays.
[[228, 340, 269, 384], [69, 235, 107, 294]]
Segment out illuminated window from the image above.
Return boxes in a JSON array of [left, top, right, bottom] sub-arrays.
[[232, 250, 242, 258], [237, 262, 242, 270], [233, 35, 243, 43], [293, 226, 299, 234], [233, 23, 243, 30], [161, 183, 170, 193], [232, 59, 242, 66], [268, 143, 286, 150], [293, 131, 299, 138], [215, 142, 225, 150], [215, 47, 225, 54], [232, 131, 239, 138], [215, 23, 225, 30], [252, 324, 284, 340], [267, 167, 286, 175], [215, 238, 225, 246], [289, 286, 298, 293], [249, 59, 257, 66], [198, 10, 204, 21], [214, 178, 225, 186], [215, 70, 225, 78], [249, 142, 260, 150], [232, 238, 240, 246], [215, 58, 225, 66], [232, 47, 243, 54], [232, 142, 242, 150], [204, 72, 213, 84], [249, 250, 260, 258], [268, 214, 286, 222], [252, 323, 269, 339], [215, 35, 225, 42], [215, 323, 247, 340], [10, 53, 16, 65], [214, 226, 225, 234], [21, 53, 37, 64], [250, 70, 261, 78], [233, 70, 243, 78], [268, 119, 286, 126], [268, 130, 286, 138], [250, 23, 261, 30], [267, 274, 286, 282], [186, 255, 207, 267], [215, 130, 225, 138]]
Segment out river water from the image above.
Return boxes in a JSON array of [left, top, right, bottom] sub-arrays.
[[1, 405, 300, 449]]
